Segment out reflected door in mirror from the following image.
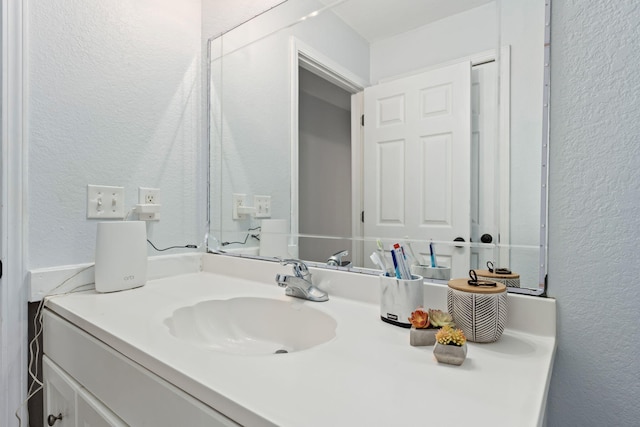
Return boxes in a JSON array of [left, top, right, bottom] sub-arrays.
[[363, 61, 471, 278]]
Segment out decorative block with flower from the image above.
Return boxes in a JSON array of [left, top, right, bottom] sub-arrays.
[[408, 307, 456, 347], [433, 325, 468, 366], [408, 308, 455, 329]]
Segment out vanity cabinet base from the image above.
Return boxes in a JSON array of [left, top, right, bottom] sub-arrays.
[[43, 310, 240, 427]]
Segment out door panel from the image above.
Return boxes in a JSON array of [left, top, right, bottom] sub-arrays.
[[377, 139, 405, 224], [419, 133, 452, 224]]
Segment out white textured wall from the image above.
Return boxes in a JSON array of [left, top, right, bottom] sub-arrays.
[[546, 1, 640, 426], [370, 3, 498, 83], [28, 0, 203, 269]]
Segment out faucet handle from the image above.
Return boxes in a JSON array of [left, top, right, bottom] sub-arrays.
[[274, 273, 288, 287], [279, 258, 310, 278], [327, 250, 349, 266]]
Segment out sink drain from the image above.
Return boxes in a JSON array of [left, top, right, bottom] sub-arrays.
[[274, 349, 289, 354]]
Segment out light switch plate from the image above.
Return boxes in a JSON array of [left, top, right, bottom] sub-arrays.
[[254, 195, 271, 218], [87, 185, 125, 219]]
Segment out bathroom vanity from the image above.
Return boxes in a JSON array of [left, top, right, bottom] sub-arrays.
[[42, 254, 556, 426]]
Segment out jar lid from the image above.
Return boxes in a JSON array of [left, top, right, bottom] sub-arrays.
[[475, 269, 520, 279], [448, 278, 507, 294]]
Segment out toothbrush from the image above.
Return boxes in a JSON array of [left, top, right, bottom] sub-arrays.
[[376, 239, 389, 270], [399, 245, 413, 279], [429, 241, 437, 268], [404, 238, 423, 265], [370, 252, 388, 275], [391, 243, 412, 280], [390, 246, 401, 279]]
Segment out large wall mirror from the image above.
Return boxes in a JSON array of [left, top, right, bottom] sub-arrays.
[[208, 0, 549, 295]]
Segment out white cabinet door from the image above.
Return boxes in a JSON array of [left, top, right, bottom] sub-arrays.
[[43, 357, 76, 427], [77, 388, 127, 427], [364, 61, 471, 278], [44, 356, 126, 427]]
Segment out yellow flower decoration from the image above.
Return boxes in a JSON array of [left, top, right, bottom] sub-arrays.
[[435, 325, 467, 346]]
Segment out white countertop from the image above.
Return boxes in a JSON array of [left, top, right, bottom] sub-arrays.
[[45, 254, 556, 427]]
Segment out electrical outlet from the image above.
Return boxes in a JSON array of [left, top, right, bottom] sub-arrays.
[[253, 195, 271, 218], [87, 185, 125, 219], [139, 187, 160, 205], [232, 193, 246, 220], [138, 187, 160, 221]]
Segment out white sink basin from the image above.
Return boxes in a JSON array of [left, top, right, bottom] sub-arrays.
[[165, 297, 337, 355]]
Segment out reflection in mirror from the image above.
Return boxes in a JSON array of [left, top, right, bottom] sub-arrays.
[[208, 0, 548, 295]]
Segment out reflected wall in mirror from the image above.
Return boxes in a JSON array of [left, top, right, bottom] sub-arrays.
[[209, 0, 548, 294]]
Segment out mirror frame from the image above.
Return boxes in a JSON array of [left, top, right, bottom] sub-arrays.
[[205, 0, 551, 297]]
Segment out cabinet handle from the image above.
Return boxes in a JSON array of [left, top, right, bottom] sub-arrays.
[[47, 413, 63, 426]]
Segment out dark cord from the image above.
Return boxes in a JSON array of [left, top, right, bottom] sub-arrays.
[[221, 226, 261, 246], [147, 239, 198, 252]]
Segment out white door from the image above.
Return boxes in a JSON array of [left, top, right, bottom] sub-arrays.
[[363, 61, 471, 278]]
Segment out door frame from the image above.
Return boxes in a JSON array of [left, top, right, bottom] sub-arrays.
[[2, 0, 27, 424], [350, 91, 364, 266], [288, 37, 367, 261]]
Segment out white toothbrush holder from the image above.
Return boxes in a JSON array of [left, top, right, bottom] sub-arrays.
[[379, 274, 424, 328], [411, 264, 451, 281]]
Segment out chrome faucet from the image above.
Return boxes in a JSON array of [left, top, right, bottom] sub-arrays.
[[275, 259, 328, 302], [326, 249, 351, 267]]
